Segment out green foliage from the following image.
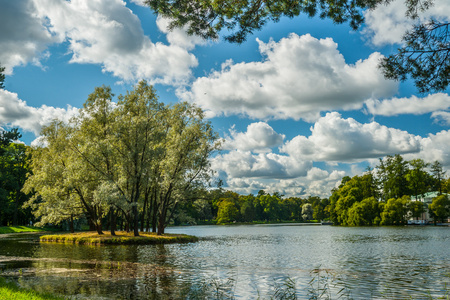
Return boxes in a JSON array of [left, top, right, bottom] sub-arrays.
[[147, 0, 447, 92], [380, 196, 410, 225], [377, 154, 410, 200], [0, 226, 46, 234], [0, 277, 64, 300], [406, 159, 432, 200], [0, 129, 33, 226], [24, 81, 220, 236], [380, 21, 450, 93], [216, 199, 239, 224], [302, 203, 313, 221], [347, 197, 380, 226], [431, 161, 446, 195], [429, 194, 450, 223], [146, 0, 383, 43]]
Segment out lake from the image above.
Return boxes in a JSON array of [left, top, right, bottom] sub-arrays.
[[0, 225, 449, 299]]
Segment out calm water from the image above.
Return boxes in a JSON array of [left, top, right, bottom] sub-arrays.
[[0, 225, 449, 299]]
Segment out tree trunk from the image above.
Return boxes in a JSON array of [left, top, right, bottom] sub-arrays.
[[96, 221, 103, 235], [110, 207, 116, 236], [133, 201, 139, 237], [141, 192, 148, 232], [157, 206, 167, 235], [13, 192, 19, 226], [69, 214, 74, 233]]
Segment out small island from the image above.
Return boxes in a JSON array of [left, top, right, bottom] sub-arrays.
[[39, 231, 198, 245]]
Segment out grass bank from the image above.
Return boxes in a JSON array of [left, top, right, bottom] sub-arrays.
[[0, 277, 64, 300], [0, 226, 52, 234], [40, 231, 198, 245]]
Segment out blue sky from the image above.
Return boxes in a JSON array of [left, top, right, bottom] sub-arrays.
[[1, 0, 449, 197]]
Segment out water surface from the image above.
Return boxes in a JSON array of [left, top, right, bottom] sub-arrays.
[[0, 225, 449, 299]]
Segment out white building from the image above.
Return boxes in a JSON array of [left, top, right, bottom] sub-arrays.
[[407, 192, 448, 225]]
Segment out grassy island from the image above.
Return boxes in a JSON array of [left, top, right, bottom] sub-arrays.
[[39, 231, 198, 245], [0, 226, 49, 234]]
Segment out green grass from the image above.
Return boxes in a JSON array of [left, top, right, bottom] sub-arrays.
[[0, 226, 50, 234], [0, 277, 64, 300], [40, 231, 199, 245]]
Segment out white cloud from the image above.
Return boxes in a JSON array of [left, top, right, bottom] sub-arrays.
[[365, 93, 450, 116], [411, 130, 450, 167], [222, 169, 346, 198], [0, 89, 78, 134], [183, 33, 397, 121], [281, 112, 421, 162], [212, 150, 312, 180], [364, 0, 450, 46], [431, 111, 450, 126], [0, 0, 197, 84], [223, 122, 285, 152], [213, 113, 431, 197], [129, 0, 146, 6], [156, 16, 206, 50], [0, 1, 55, 74]]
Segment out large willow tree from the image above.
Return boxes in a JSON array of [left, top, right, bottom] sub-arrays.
[[24, 81, 220, 235]]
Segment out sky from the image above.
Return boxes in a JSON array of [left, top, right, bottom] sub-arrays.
[[0, 0, 449, 198]]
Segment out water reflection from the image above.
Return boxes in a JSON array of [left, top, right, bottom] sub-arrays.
[[0, 226, 449, 299]]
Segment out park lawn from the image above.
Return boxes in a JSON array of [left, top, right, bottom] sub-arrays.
[[40, 231, 198, 245], [0, 278, 64, 300], [0, 226, 47, 234]]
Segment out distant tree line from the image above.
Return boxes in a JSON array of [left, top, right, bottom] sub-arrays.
[[173, 189, 330, 225], [328, 155, 450, 226]]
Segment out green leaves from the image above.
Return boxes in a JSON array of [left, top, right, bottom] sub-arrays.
[[146, 0, 378, 43], [25, 81, 220, 235], [380, 21, 450, 93]]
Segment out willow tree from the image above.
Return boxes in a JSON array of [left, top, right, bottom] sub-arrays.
[[25, 81, 220, 236], [23, 122, 87, 232], [154, 102, 220, 234]]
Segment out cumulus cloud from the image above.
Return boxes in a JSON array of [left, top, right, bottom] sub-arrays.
[[0, 0, 197, 84], [432, 111, 450, 126], [364, 0, 450, 46], [182, 33, 397, 121], [0, 1, 55, 73], [156, 16, 206, 50], [212, 114, 450, 197], [212, 150, 312, 180], [221, 169, 346, 198], [0, 89, 78, 134], [365, 93, 450, 116], [411, 130, 450, 167], [281, 112, 421, 161], [129, 0, 146, 5], [223, 122, 285, 152]]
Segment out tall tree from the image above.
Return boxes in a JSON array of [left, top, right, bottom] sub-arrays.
[[23, 122, 87, 231], [154, 101, 220, 234], [406, 159, 430, 200], [431, 160, 446, 194], [377, 154, 410, 200]]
